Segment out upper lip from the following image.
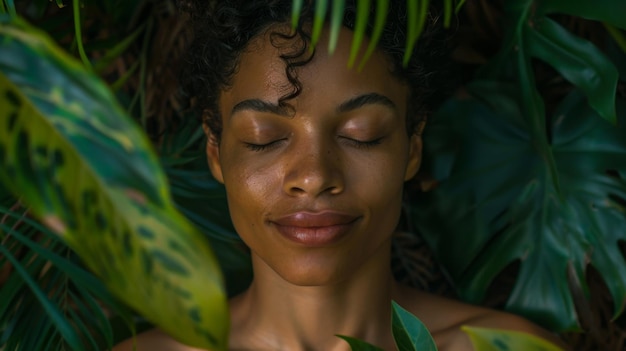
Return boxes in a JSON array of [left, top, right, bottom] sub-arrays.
[[271, 211, 359, 227]]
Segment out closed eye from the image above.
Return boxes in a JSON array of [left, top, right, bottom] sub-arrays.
[[244, 139, 286, 152], [340, 136, 384, 149]]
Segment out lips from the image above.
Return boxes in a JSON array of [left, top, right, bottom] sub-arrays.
[[271, 211, 359, 246]]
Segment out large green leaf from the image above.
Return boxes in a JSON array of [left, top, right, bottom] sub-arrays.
[[391, 301, 437, 351], [527, 17, 618, 124], [479, 0, 620, 125], [409, 83, 626, 332], [0, 16, 228, 350], [462, 326, 564, 351], [536, 0, 626, 30]]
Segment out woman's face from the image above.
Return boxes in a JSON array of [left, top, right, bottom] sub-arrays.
[[205, 25, 422, 286]]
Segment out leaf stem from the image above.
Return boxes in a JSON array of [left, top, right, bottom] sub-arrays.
[[443, 0, 452, 28], [128, 18, 153, 128], [72, 0, 92, 71]]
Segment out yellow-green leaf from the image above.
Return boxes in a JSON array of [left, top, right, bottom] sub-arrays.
[[462, 326, 565, 351], [0, 16, 228, 350]]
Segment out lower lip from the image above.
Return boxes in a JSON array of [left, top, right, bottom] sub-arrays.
[[273, 223, 354, 247]]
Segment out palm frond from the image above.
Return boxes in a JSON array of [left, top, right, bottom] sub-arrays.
[[0, 198, 132, 351], [290, 0, 460, 68]]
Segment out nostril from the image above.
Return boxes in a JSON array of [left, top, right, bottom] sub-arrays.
[[288, 186, 306, 195], [282, 152, 344, 197]]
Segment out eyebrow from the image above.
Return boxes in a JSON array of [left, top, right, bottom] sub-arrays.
[[231, 99, 291, 117], [230, 92, 397, 117], [337, 93, 397, 113]]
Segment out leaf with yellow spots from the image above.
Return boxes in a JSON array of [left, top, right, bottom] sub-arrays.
[[462, 326, 565, 351], [0, 16, 228, 350]]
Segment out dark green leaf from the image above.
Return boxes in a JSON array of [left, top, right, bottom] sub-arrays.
[[391, 301, 437, 351], [536, 0, 626, 30], [337, 335, 385, 351], [410, 84, 626, 331], [528, 17, 618, 124]]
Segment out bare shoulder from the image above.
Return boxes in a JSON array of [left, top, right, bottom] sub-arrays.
[[394, 285, 568, 351], [112, 328, 205, 351]]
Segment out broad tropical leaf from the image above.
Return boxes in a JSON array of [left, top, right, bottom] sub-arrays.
[[479, 0, 620, 125], [0, 16, 228, 350], [462, 326, 564, 351], [391, 301, 437, 351], [409, 83, 626, 331], [536, 0, 626, 30], [527, 17, 618, 124]]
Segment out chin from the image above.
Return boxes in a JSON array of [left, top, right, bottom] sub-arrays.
[[273, 259, 350, 287]]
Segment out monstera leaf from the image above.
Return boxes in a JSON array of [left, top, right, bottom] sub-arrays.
[[409, 82, 626, 332], [0, 16, 228, 350], [408, 0, 626, 332]]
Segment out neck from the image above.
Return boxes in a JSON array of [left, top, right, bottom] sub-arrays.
[[229, 241, 398, 351]]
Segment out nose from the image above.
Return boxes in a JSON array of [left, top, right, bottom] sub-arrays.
[[282, 144, 344, 197]]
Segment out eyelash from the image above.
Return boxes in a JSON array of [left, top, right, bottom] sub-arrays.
[[244, 137, 384, 152], [244, 139, 285, 152], [342, 137, 384, 149]]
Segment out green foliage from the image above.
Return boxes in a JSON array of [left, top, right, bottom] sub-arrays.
[[0, 200, 131, 350], [291, 0, 461, 69], [338, 302, 437, 351], [405, 0, 626, 333], [0, 16, 228, 350], [337, 336, 385, 351], [391, 301, 437, 351], [1, 0, 625, 350], [462, 326, 564, 351]]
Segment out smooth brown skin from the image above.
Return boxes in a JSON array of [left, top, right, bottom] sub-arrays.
[[114, 26, 566, 351]]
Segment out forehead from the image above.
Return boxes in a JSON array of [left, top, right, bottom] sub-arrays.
[[219, 24, 409, 117]]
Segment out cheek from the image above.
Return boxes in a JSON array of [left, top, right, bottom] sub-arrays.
[[220, 151, 280, 232]]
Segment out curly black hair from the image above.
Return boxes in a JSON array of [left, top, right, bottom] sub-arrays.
[[178, 0, 452, 139]]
